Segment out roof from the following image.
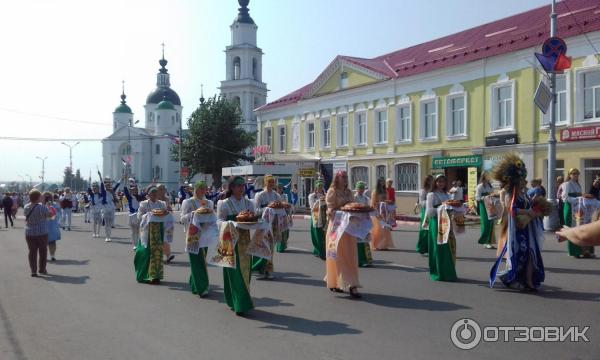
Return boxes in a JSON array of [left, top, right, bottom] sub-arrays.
[[157, 99, 175, 110], [258, 0, 600, 112], [114, 103, 132, 114], [146, 87, 181, 106]]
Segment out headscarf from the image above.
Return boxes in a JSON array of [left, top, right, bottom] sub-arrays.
[[355, 181, 366, 189], [194, 180, 207, 189]]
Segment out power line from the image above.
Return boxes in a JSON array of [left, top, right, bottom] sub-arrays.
[[0, 107, 109, 126], [562, 0, 599, 55]]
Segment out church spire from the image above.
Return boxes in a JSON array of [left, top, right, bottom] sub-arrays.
[[199, 84, 205, 105], [120, 80, 127, 104], [157, 43, 170, 87], [236, 0, 254, 24]]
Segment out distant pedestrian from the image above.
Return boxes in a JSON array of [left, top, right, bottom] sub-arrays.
[[45, 193, 62, 262], [60, 187, 75, 231], [11, 192, 19, 219], [2, 192, 14, 228], [24, 189, 52, 277]]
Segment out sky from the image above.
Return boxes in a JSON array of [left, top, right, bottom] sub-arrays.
[[0, 0, 552, 183]]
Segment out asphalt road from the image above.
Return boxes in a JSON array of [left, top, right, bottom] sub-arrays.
[[0, 211, 598, 360]]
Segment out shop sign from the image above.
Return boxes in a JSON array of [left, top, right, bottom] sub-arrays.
[[560, 126, 600, 142], [485, 134, 518, 147], [467, 167, 478, 209], [432, 155, 482, 169], [298, 168, 316, 177]]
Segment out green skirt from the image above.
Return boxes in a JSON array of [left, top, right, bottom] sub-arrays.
[[428, 215, 457, 282], [310, 217, 326, 260], [416, 207, 429, 254], [223, 230, 253, 314], [357, 242, 373, 267], [276, 230, 289, 253], [189, 248, 209, 296], [134, 222, 164, 283], [477, 201, 495, 245], [563, 202, 595, 257]]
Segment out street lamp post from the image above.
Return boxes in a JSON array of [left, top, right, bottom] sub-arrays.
[[544, 0, 560, 231], [35, 157, 47, 191], [61, 141, 80, 190]]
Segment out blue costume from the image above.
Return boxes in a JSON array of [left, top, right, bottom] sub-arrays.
[[47, 203, 62, 242], [123, 185, 145, 248]]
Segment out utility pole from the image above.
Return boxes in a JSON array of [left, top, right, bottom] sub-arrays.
[[544, 0, 560, 231], [36, 156, 47, 191], [61, 141, 80, 190]]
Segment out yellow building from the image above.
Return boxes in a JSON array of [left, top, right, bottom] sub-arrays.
[[255, 1, 600, 212]]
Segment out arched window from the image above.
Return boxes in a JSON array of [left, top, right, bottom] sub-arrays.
[[340, 72, 349, 89], [252, 58, 257, 80], [233, 96, 241, 109], [155, 144, 160, 155], [233, 57, 241, 80], [350, 166, 369, 189], [254, 96, 259, 110]]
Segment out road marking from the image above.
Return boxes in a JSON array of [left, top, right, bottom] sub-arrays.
[[286, 246, 312, 253]]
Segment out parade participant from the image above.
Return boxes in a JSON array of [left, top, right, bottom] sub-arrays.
[[325, 170, 362, 298], [290, 183, 299, 210], [134, 186, 171, 284], [2, 192, 13, 228], [385, 178, 397, 228], [59, 187, 75, 231], [476, 172, 496, 249], [371, 177, 395, 251], [252, 174, 282, 279], [181, 181, 214, 297], [556, 175, 565, 226], [275, 184, 290, 253], [308, 180, 327, 260], [23, 189, 52, 277], [123, 179, 146, 251], [417, 175, 433, 254], [561, 168, 590, 258], [11, 192, 19, 219], [87, 181, 103, 238], [44, 193, 61, 262], [527, 179, 546, 200], [157, 184, 175, 263], [99, 172, 121, 242], [425, 174, 456, 282], [82, 192, 91, 223], [216, 176, 255, 314], [490, 153, 545, 291], [496, 186, 509, 260], [354, 181, 373, 267]]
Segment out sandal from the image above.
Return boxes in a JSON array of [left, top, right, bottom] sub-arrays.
[[329, 288, 343, 293], [349, 287, 362, 298]]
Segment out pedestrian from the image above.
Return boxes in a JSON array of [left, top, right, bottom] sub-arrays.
[[23, 189, 52, 277], [87, 181, 103, 238], [156, 184, 175, 263], [308, 180, 327, 260], [216, 176, 255, 314], [134, 185, 171, 284], [45, 193, 61, 262], [476, 172, 496, 249], [417, 175, 433, 255], [100, 172, 120, 242], [527, 179, 546, 200], [588, 175, 600, 200], [181, 181, 214, 297], [11, 192, 19, 219], [449, 180, 464, 203], [2, 192, 14, 228], [561, 168, 593, 258], [123, 178, 146, 251], [325, 170, 362, 298], [371, 177, 395, 251], [490, 153, 545, 291], [556, 175, 565, 226], [59, 187, 75, 231], [354, 181, 373, 267], [252, 174, 282, 279], [426, 174, 457, 282], [83, 192, 91, 223]]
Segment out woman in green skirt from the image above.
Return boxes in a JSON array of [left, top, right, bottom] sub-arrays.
[[216, 176, 255, 314], [308, 180, 327, 260], [417, 175, 433, 254], [275, 184, 290, 253], [476, 172, 496, 249], [134, 186, 170, 284], [561, 168, 594, 258], [426, 174, 457, 282], [353, 181, 373, 267], [181, 181, 214, 297]]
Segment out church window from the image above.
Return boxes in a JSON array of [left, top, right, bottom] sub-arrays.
[[233, 96, 241, 109], [233, 57, 241, 80], [254, 97, 259, 110], [155, 144, 160, 155], [154, 166, 162, 179], [252, 58, 258, 80], [172, 116, 175, 125], [340, 72, 349, 89]]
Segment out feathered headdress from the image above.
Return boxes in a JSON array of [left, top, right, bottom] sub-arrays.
[[491, 152, 527, 190]]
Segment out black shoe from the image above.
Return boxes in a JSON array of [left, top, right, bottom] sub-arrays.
[[50, 257, 56, 262], [166, 254, 175, 263], [31, 273, 38, 277]]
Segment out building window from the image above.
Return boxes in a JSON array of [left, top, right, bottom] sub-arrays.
[[337, 115, 348, 146], [322, 118, 331, 148], [176, 113, 180, 123], [376, 165, 387, 180], [583, 71, 600, 121], [233, 57, 241, 80], [396, 104, 411, 142], [491, 82, 514, 132], [252, 58, 258, 80], [395, 163, 419, 192], [307, 122, 315, 149], [420, 100, 438, 140], [291, 123, 300, 151], [584, 159, 600, 190], [447, 95, 466, 137], [355, 112, 367, 145], [543, 159, 564, 186], [542, 74, 568, 126], [156, 115, 160, 125], [375, 110, 388, 144], [350, 166, 369, 189], [340, 72, 349, 89], [278, 126, 286, 153], [154, 166, 162, 180], [155, 144, 160, 155], [263, 127, 272, 148]]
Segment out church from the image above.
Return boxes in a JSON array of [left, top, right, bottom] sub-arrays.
[[102, 0, 267, 191]]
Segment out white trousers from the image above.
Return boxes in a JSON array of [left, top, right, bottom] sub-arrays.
[[61, 208, 72, 229]]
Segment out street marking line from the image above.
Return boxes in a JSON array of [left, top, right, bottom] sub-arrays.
[[286, 246, 312, 253]]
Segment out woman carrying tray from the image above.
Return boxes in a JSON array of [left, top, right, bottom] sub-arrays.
[[325, 171, 362, 298], [354, 181, 373, 267], [181, 181, 215, 297], [216, 176, 256, 315], [426, 174, 456, 282], [308, 180, 327, 259], [252, 174, 282, 279], [370, 177, 395, 251], [476, 172, 496, 249]]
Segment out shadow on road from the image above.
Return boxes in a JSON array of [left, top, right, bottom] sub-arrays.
[[0, 298, 28, 360], [42, 274, 90, 284], [247, 309, 361, 335], [493, 284, 600, 302], [254, 297, 294, 308], [544, 266, 600, 276], [274, 272, 324, 288], [53, 259, 90, 266], [346, 293, 471, 311]]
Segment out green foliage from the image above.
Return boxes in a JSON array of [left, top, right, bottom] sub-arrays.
[[62, 167, 88, 191], [172, 95, 256, 186]]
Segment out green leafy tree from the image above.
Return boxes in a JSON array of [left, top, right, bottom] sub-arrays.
[[62, 167, 75, 189], [172, 95, 255, 187]]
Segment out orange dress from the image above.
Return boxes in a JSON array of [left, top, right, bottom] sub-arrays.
[[325, 187, 359, 290], [371, 193, 395, 250]]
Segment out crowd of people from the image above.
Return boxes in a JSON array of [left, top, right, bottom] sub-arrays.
[[7, 152, 599, 316]]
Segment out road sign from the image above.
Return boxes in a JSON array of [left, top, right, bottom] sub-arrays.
[[542, 37, 567, 58], [534, 80, 552, 114]]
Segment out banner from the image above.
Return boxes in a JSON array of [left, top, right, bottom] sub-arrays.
[[467, 167, 478, 209]]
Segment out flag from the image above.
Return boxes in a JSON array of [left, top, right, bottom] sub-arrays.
[[170, 136, 180, 145], [555, 53, 572, 72]]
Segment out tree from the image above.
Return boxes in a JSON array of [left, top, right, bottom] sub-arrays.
[[172, 95, 255, 187], [62, 167, 74, 189], [73, 169, 88, 191]]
